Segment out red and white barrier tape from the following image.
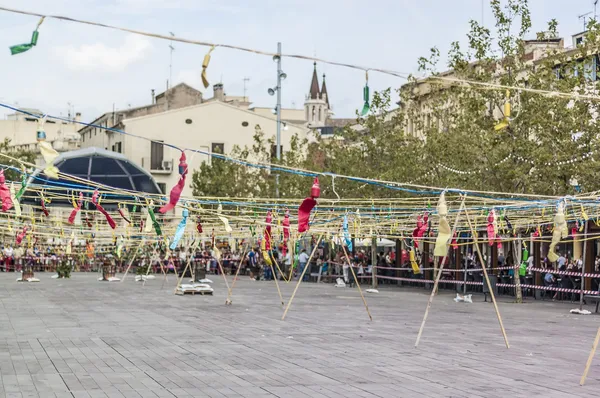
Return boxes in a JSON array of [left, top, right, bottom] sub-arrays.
[[375, 275, 600, 295], [529, 267, 600, 279]]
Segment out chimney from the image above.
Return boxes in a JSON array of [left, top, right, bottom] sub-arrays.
[[213, 83, 224, 101], [151, 89, 155, 104], [75, 112, 81, 123]]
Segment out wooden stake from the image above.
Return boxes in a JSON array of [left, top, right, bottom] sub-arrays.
[[268, 254, 285, 306], [121, 239, 145, 282], [415, 197, 465, 348], [215, 255, 231, 301], [174, 241, 203, 294], [225, 246, 248, 304], [580, 326, 600, 386], [341, 244, 372, 321], [464, 205, 510, 349], [281, 234, 323, 321]]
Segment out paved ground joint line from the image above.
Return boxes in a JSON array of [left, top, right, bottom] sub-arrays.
[[37, 337, 75, 398]]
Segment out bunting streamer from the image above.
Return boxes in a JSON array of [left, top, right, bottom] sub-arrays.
[[15, 171, 27, 200], [9, 183, 21, 217], [147, 203, 162, 236], [118, 205, 131, 224], [92, 190, 116, 229], [434, 192, 451, 256], [412, 212, 428, 248], [159, 152, 187, 213], [201, 46, 216, 89], [67, 192, 83, 224], [547, 201, 568, 263], [343, 214, 352, 251], [169, 208, 188, 250], [409, 249, 421, 274], [37, 117, 60, 179], [264, 210, 272, 250], [16, 226, 27, 245], [298, 177, 320, 233], [217, 204, 232, 233], [9, 16, 44, 55], [282, 210, 290, 256], [0, 169, 13, 212]]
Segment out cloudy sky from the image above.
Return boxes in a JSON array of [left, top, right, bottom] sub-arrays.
[[0, 0, 594, 122]]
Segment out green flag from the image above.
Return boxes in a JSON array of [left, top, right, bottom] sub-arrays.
[[10, 43, 34, 55], [9, 18, 43, 56]]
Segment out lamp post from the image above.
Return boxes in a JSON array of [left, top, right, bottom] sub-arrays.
[[268, 42, 286, 198], [276, 42, 282, 198]]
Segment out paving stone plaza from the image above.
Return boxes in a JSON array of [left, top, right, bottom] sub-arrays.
[[1, 273, 600, 397]]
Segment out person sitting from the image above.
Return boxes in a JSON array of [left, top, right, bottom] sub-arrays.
[[544, 272, 558, 300]]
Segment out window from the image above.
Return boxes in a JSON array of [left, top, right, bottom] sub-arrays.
[[270, 144, 283, 160], [185, 119, 193, 124], [157, 183, 167, 194], [211, 143, 224, 154], [82, 134, 85, 142], [150, 141, 164, 170], [318, 107, 322, 122], [111, 142, 122, 153]]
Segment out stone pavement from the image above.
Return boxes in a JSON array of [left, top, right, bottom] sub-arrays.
[[1, 273, 600, 397]]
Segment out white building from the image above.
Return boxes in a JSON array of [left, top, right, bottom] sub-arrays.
[[80, 98, 309, 204], [1, 109, 81, 166]]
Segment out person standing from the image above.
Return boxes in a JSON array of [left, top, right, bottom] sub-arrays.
[[298, 249, 309, 281]]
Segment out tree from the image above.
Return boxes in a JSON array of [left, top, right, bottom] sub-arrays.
[[193, 0, 600, 199], [404, 0, 600, 196], [0, 138, 37, 182]]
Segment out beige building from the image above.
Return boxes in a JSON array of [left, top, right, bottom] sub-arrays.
[[80, 99, 309, 205], [401, 35, 570, 138], [1, 109, 81, 166]]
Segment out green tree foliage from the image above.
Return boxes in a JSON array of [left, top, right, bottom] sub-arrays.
[[0, 138, 37, 181], [193, 0, 600, 198]]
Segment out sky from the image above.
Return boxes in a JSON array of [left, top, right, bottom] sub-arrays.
[[0, 0, 596, 122]]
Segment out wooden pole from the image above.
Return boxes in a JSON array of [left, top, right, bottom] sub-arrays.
[[513, 237, 523, 303], [371, 236, 378, 288], [341, 244, 372, 321], [121, 239, 144, 282], [415, 197, 466, 348], [268, 253, 285, 306], [580, 326, 600, 385], [215, 255, 231, 300], [579, 221, 589, 311], [173, 242, 200, 294], [464, 206, 510, 349], [281, 234, 323, 321], [226, 247, 248, 304]]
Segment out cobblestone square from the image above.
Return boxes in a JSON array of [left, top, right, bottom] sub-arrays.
[[1, 273, 600, 397]]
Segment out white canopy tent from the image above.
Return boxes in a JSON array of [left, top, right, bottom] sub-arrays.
[[355, 238, 396, 248]]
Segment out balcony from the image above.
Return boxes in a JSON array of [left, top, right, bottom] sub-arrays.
[[141, 157, 173, 175]]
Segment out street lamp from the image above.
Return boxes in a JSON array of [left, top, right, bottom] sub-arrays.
[[271, 42, 285, 198]]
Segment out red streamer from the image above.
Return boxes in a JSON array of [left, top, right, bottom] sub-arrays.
[[16, 226, 27, 245], [68, 192, 83, 224], [282, 210, 290, 256], [118, 207, 131, 224], [298, 177, 320, 233], [92, 190, 116, 229], [159, 152, 187, 214], [0, 169, 13, 212], [412, 212, 428, 248]]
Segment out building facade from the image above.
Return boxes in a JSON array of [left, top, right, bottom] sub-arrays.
[[79, 99, 308, 207], [1, 109, 81, 166]]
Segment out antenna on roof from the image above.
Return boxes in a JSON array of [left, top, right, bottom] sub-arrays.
[[579, 11, 593, 30], [243, 77, 250, 102]]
